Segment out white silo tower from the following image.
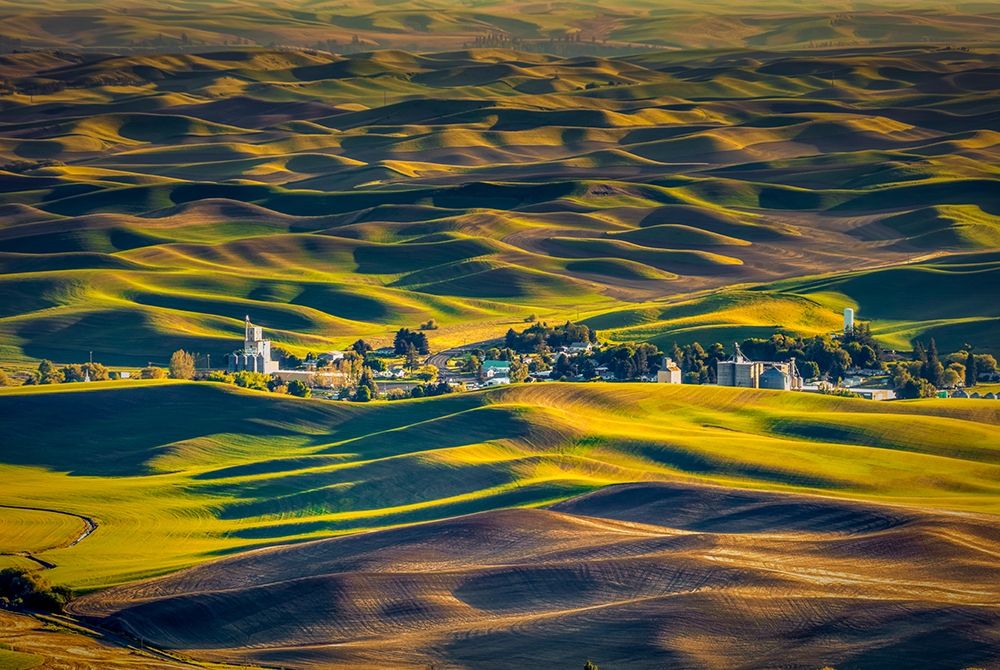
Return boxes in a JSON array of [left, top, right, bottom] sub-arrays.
[[843, 307, 854, 334]]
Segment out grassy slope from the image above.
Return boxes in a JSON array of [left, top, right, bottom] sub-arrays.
[[0, 380, 996, 589]]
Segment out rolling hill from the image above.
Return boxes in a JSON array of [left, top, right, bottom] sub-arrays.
[[1, 0, 998, 53], [590, 250, 1000, 352], [2, 45, 999, 363], [70, 481, 1000, 669], [1, 380, 997, 591], [2, 5, 999, 669]]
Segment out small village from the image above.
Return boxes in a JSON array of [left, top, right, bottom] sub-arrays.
[[160, 307, 1000, 403], [9, 309, 997, 403]]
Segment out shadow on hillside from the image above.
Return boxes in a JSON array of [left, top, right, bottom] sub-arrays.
[[0, 384, 342, 476]]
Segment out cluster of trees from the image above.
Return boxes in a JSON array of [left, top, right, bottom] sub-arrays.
[[599, 342, 661, 380], [673, 330, 997, 398], [347, 366, 450, 402], [495, 321, 666, 382], [352, 369, 379, 402], [673, 326, 885, 385], [205, 370, 311, 398], [21, 359, 110, 385], [546, 341, 661, 381], [350, 339, 372, 357], [461, 346, 529, 381], [504, 321, 597, 354], [668, 341, 725, 384], [466, 340, 661, 383], [409, 381, 454, 398], [24, 349, 207, 383], [0, 568, 71, 613], [739, 326, 882, 379], [385, 381, 456, 401], [891, 341, 996, 398], [41, 356, 198, 382], [394, 328, 430, 356]]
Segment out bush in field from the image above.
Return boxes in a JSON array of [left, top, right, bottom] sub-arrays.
[[233, 371, 270, 391], [141, 366, 166, 379], [287, 380, 311, 398], [207, 371, 236, 384], [407, 381, 454, 399]]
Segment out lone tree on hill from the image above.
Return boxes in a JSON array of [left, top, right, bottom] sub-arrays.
[[169, 349, 196, 379]]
